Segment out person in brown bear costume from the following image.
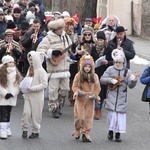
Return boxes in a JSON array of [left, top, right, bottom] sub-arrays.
[[72, 54, 101, 142]]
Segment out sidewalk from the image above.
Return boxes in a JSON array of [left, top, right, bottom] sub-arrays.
[[129, 36, 150, 61]]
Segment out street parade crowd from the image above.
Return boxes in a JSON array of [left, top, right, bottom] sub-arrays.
[[0, 0, 146, 144]]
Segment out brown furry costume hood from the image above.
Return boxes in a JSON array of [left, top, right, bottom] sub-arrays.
[[63, 17, 75, 33], [79, 54, 95, 73]]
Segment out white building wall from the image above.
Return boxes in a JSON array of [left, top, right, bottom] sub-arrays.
[[97, 0, 142, 35]]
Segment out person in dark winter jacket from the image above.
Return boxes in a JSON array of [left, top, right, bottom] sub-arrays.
[[100, 49, 138, 142], [107, 26, 136, 69], [91, 31, 113, 120], [21, 19, 44, 75], [12, 7, 26, 29], [0, 10, 7, 36]]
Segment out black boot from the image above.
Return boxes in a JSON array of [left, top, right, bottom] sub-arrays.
[[52, 108, 60, 119], [59, 106, 62, 115], [29, 133, 39, 139], [22, 131, 28, 139], [82, 134, 91, 142], [115, 132, 121, 142], [108, 130, 113, 140]]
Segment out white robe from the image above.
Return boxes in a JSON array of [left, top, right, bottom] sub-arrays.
[[107, 111, 126, 133]]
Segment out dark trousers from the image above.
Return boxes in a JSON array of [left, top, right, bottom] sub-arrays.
[[0, 106, 12, 122]]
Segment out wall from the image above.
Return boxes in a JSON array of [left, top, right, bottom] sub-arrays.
[[97, 0, 142, 35], [141, 0, 150, 38]]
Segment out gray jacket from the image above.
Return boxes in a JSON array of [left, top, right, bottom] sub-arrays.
[[100, 66, 137, 113]]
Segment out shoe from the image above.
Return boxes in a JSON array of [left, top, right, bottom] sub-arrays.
[[0, 122, 7, 139], [59, 106, 62, 115], [82, 134, 91, 142], [22, 131, 28, 139], [52, 109, 60, 118], [72, 130, 80, 140], [7, 122, 11, 137], [107, 130, 113, 140], [94, 108, 101, 120], [115, 132, 122, 142], [29, 133, 39, 139]]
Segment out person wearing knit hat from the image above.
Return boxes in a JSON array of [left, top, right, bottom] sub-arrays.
[[72, 54, 100, 142], [12, 7, 26, 30], [100, 49, 137, 142], [84, 18, 93, 27], [36, 17, 77, 119], [28, 2, 36, 8], [53, 11, 61, 20], [6, 20, 16, 29], [0, 55, 22, 139], [2, 55, 14, 64], [91, 30, 113, 120], [13, 7, 22, 14], [61, 11, 70, 18]]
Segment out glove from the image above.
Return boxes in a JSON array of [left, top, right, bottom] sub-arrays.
[[78, 90, 86, 97], [111, 79, 118, 85], [89, 94, 97, 100], [71, 43, 77, 52], [5, 93, 13, 99], [52, 50, 62, 56], [130, 74, 136, 81]]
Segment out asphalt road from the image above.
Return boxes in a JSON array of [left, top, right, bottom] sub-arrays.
[[0, 62, 150, 150]]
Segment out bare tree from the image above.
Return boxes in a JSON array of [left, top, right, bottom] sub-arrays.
[[82, 0, 97, 20], [44, 0, 97, 23]]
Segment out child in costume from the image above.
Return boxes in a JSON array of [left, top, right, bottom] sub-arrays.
[[72, 54, 101, 142], [0, 55, 22, 139], [100, 49, 138, 142], [20, 51, 47, 139]]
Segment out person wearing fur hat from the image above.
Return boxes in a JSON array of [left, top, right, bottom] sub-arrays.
[[0, 29, 22, 64], [107, 25, 135, 69], [72, 54, 100, 142], [0, 55, 22, 139], [20, 51, 47, 139], [36, 18, 77, 118], [91, 31, 113, 120], [77, 25, 95, 55], [100, 49, 138, 142]]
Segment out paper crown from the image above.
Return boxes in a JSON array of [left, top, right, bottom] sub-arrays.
[[72, 14, 79, 24]]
